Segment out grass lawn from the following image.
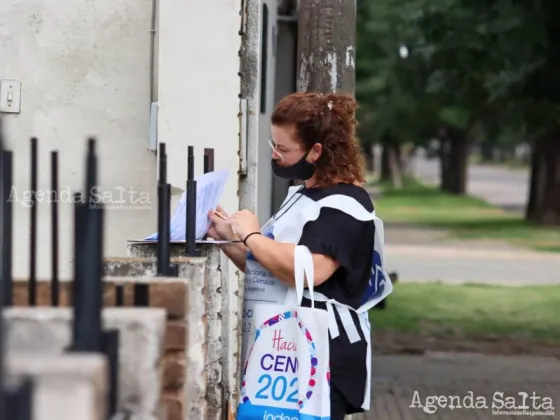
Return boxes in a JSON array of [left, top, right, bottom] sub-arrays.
[[373, 176, 560, 252], [370, 283, 560, 344]]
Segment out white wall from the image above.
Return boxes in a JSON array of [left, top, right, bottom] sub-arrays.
[[1, 0, 157, 280], [1, 0, 244, 281], [158, 0, 242, 216]]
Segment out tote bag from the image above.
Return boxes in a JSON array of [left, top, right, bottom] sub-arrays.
[[360, 211, 393, 310], [237, 245, 331, 420]]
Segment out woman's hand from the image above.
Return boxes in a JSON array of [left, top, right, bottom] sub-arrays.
[[227, 209, 260, 242], [207, 205, 236, 240]]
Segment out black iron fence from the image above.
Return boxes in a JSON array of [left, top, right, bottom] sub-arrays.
[[0, 117, 34, 420], [0, 113, 214, 419]]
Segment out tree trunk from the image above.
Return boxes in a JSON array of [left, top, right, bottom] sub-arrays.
[[380, 143, 392, 181], [364, 144, 374, 172], [388, 145, 403, 189], [480, 140, 494, 162], [439, 126, 472, 194], [525, 139, 540, 219], [399, 144, 414, 175], [525, 127, 560, 225]]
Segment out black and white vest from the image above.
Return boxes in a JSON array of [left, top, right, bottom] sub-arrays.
[[241, 186, 393, 410]]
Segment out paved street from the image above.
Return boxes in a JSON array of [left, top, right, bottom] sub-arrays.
[[411, 155, 530, 214], [383, 239, 560, 285], [358, 353, 560, 419]]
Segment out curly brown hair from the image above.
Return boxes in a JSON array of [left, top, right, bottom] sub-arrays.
[[270, 92, 365, 186]]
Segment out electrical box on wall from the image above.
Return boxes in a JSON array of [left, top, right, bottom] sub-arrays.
[[0, 80, 22, 113]]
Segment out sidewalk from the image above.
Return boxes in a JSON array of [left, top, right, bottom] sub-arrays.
[[357, 352, 560, 419], [384, 241, 560, 285], [376, 217, 560, 285]]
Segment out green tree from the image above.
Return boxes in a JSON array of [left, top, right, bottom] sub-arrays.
[[357, 0, 560, 224]]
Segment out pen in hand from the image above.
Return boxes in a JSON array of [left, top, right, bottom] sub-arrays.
[[214, 210, 228, 221], [212, 209, 239, 239]]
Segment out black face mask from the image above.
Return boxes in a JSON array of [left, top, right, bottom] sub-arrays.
[[271, 153, 316, 180]]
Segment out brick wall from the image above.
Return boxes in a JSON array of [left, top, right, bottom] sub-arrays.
[[11, 274, 204, 420]]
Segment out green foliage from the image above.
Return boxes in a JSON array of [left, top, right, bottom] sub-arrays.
[[356, 0, 560, 148]]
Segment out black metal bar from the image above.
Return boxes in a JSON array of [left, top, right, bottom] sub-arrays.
[[204, 148, 215, 173], [186, 179, 197, 256], [156, 143, 171, 276], [186, 147, 196, 256], [72, 140, 103, 352], [51, 151, 59, 306], [115, 284, 124, 306], [157, 144, 166, 265], [157, 182, 171, 275], [72, 197, 86, 349], [133, 283, 149, 306], [187, 146, 194, 180], [74, 192, 83, 204], [6, 378, 33, 420], [85, 138, 97, 206], [72, 191, 84, 315], [1, 151, 13, 307], [102, 329, 119, 418], [87, 156, 104, 353], [0, 117, 6, 420], [159, 143, 167, 183], [29, 137, 38, 306], [167, 263, 178, 277]]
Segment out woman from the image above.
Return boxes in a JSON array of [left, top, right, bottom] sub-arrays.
[[208, 92, 391, 419]]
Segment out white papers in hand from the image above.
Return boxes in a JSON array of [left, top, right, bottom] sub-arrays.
[[143, 169, 229, 241]]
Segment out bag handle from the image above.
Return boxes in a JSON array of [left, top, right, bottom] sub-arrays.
[[294, 245, 315, 308]]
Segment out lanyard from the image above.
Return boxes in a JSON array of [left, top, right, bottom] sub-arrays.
[[260, 185, 308, 232]]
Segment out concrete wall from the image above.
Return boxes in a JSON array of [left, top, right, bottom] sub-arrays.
[[0, 0, 157, 280], [0, 0, 245, 281]]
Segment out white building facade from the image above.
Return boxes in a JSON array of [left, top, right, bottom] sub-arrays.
[[0, 0, 301, 280]]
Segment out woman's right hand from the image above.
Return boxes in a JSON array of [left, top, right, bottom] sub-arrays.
[[207, 205, 236, 240]]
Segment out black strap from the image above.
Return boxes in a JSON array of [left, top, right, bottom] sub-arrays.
[[243, 231, 262, 246]]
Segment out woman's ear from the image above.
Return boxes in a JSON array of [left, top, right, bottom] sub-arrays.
[[308, 143, 323, 163]]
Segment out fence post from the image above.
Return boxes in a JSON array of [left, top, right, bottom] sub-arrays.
[[204, 148, 215, 173], [0, 118, 34, 420], [51, 150, 60, 306], [1, 151, 13, 307], [69, 138, 120, 419], [0, 116, 6, 420], [29, 138, 38, 306], [186, 146, 197, 256], [157, 142, 172, 277]]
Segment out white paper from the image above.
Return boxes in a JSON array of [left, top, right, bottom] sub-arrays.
[[197, 239, 242, 244], [143, 169, 229, 241]]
